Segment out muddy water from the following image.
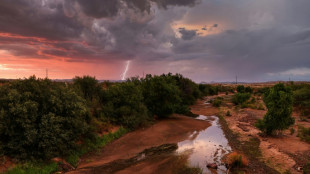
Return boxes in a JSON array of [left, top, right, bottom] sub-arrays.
[[176, 115, 231, 174]]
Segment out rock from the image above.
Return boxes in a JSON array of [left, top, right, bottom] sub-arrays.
[[297, 166, 303, 171], [207, 163, 218, 169]]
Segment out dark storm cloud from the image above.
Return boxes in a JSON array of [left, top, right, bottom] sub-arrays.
[[70, 0, 199, 18], [1, 0, 310, 81], [151, 0, 199, 8], [0, 0, 198, 61], [178, 28, 197, 40], [0, 0, 84, 40], [172, 27, 310, 80], [75, 0, 120, 18]]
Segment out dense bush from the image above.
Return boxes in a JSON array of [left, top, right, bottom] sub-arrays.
[[172, 74, 201, 106], [198, 84, 218, 96], [217, 85, 234, 93], [0, 73, 203, 163], [293, 84, 310, 116], [212, 97, 223, 107], [254, 87, 270, 96], [236, 85, 252, 94], [102, 81, 149, 129], [237, 85, 245, 93], [0, 76, 90, 160], [141, 74, 182, 118], [232, 93, 251, 105], [224, 152, 248, 168], [73, 76, 101, 103], [298, 126, 310, 143], [245, 86, 253, 93], [255, 83, 294, 135]]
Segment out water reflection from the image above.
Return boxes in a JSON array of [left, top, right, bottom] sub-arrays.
[[176, 115, 231, 174]]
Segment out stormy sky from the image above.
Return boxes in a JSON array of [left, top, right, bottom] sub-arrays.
[[0, 0, 310, 82]]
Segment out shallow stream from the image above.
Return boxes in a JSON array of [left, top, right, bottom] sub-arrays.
[[176, 115, 232, 174]]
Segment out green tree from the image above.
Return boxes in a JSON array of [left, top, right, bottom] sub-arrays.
[[103, 81, 149, 129], [245, 86, 253, 93], [198, 84, 218, 96], [142, 74, 182, 118], [232, 93, 251, 105], [171, 73, 201, 106], [0, 76, 90, 160], [293, 84, 310, 115], [237, 85, 245, 93], [73, 76, 101, 102], [255, 83, 294, 135]]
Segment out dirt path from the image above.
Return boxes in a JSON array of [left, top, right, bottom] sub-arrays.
[[68, 115, 210, 174]]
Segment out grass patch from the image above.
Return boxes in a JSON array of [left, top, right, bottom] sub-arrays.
[[212, 97, 223, 107], [304, 161, 310, 174], [297, 126, 310, 143], [66, 127, 128, 167], [225, 152, 249, 169], [5, 162, 58, 174]]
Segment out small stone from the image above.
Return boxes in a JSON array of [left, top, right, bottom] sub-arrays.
[[207, 163, 218, 169], [297, 166, 303, 171]]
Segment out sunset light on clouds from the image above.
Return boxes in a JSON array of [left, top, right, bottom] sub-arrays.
[[0, 0, 310, 82]]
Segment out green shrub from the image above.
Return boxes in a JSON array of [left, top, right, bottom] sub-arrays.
[[245, 86, 253, 93], [237, 85, 245, 93], [290, 128, 295, 135], [171, 74, 201, 106], [142, 74, 182, 118], [226, 110, 231, 116], [198, 84, 218, 96], [212, 98, 222, 107], [298, 126, 310, 143], [293, 85, 310, 115], [304, 161, 310, 174], [103, 81, 150, 129], [255, 87, 270, 96], [258, 103, 264, 110], [255, 83, 294, 135], [241, 103, 248, 108], [73, 76, 101, 103], [6, 162, 59, 174], [232, 93, 251, 105], [250, 97, 256, 103], [300, 116, 308, 122], [0, 76, 90, 160]]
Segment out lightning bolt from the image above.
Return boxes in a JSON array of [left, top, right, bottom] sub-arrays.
[[121, 60, 130, 80]]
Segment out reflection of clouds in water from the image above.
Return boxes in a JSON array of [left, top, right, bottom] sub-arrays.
[[177, 115, 232, 173]]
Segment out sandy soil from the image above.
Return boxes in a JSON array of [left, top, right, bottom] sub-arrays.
[[68, 115, 210, 174]]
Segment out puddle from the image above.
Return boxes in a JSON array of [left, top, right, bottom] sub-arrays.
[[176, 115, 231, 174]]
